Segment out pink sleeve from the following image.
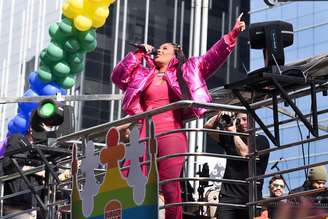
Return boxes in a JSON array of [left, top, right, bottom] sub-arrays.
[[196, 33, 237, 80]]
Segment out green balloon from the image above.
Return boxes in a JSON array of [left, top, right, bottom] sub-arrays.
[[67, 52, 85, 74], [53, 61, 71, 77], [49, 22, 66, 42], [40, 49, 55, 66], [80, 40, 97, 52], [38, 65, 53, 82], [68, 52, 84, 64], [58, 76, 75, 89], [63, 38, 80, 53], [70, 62, 85, 75], [46, 42, 65, 62], [59, 18, 76, 37], [78, 28, 96, 44]]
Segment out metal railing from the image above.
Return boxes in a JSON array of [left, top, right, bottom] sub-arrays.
[[2, 99, 328, 218]]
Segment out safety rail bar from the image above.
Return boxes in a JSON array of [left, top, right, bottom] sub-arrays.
[[3, 98, 327, 218]]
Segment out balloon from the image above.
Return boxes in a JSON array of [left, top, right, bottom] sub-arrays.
[[62, 2, 75, 19], [28, 71, 47, 92], [78, 29, 97, 52], [74, 15, 92, 31], [63, 38, 80, 53], [68, 52, 85, 74], [81, 40, 97, 52], [92, 7, 109, 28], [53, 61, 71, 78], [49, 22, 66, 42], [41, 82, 65, 96], [68, 0, 84, 14], [38, 65, 53, 82], [18, 89, 39, 112], [59, 17, 76, 37], [78, 28, 96, 43], [9, 114, 30, 134], [46, 41, 65, 62], [58, 75, 76, 89], [0, 138, 7, 157], [62, 0, 114, 31], [40, 49, 56, 66]]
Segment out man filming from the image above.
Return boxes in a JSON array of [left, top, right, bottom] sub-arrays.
[[205, 112, 270, 219]]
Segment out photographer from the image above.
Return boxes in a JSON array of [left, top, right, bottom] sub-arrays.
[[204, 112, 270, 219]]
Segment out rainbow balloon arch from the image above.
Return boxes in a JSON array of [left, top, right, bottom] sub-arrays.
[[6, 0, 116, 136]]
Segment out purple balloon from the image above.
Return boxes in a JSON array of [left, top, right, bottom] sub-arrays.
[[0, 138, 7, 157]]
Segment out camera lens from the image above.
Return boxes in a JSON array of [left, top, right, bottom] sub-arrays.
[[219, 115, 233, 128]]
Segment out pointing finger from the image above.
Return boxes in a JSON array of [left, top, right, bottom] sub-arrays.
[[237, 12, 244, 21]]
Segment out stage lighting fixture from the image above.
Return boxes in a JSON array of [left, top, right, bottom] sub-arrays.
[[249, 20, 293, 68], [30, 99, 64, 132]]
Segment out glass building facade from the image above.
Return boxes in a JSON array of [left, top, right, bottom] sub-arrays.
[[250, 0, 328, 195]]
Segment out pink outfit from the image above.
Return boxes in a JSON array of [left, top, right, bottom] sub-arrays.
[[141, 76, 187, 219], [111, 34, 236, 119], [111, 33, 237, 219]]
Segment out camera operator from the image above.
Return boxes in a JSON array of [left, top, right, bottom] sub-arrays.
[[204, 112, 270, 219]]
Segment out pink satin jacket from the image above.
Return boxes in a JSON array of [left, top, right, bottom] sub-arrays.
[[111, 34, 236, 118]]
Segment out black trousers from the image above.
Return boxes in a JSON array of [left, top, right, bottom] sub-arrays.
[[217, 194, 249, 219]]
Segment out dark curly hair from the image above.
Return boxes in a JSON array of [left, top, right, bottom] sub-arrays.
[[170, 43, 190, 100]]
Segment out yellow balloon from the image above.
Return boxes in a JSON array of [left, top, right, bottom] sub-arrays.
[[93, 7, 109, 20], [62, 2, 75, 18], [74, 15, 92, 31], [87, 0, 110, 7], [68, 0, 84, 14], [92, 18, 106, 28]]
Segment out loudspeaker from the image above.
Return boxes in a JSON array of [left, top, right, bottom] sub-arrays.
[[249, 20, 293, 67]]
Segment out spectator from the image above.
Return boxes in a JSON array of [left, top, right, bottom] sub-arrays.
[[259, 175, 286, 219], [0, 130, 44, 219], [289, 165, 328, 215], [205, 111, 270, 219], [269, 175, 286, 198]]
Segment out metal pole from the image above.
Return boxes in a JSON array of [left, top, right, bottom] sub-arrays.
[[173, 0, 178, 43], [248, 113, 257, 219], [110, 0, 121, 122]]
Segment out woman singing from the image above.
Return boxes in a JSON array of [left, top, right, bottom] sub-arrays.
[[111, 14, 245, 219]]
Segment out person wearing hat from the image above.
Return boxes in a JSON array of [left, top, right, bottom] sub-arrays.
[[289, 165, 328, 215], [308, 165, 327, 189], [290, 165, 327, 194]]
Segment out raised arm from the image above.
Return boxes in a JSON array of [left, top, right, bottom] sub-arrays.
[[197, 13, 246, 80]]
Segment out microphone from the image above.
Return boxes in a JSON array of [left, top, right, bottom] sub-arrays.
[[128, 42, 157, 55], [271, 157, 284, 170], [271, 160, 279, 170]]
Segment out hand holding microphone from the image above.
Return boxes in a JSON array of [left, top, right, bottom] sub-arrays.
[[128, 42, 157, 55]]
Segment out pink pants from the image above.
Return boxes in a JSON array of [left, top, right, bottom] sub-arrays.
[[157, 133, 187, 219], [123, 129, 187, 219]]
